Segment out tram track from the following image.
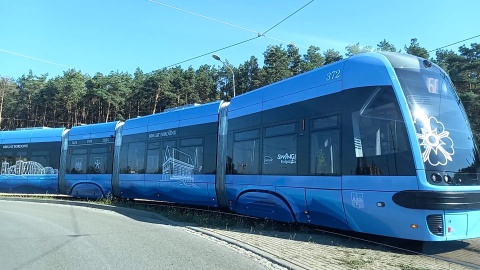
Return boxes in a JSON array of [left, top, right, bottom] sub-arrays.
[[2, 194, 480, 269]]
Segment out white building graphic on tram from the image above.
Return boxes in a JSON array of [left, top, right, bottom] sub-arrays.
[[1, 160, 58, 175]]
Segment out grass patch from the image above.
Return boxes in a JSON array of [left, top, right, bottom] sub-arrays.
[[0, 193, 68, 200], [92, 195, 301, 232], [337, 257, 374, 269], [90, 195, 309, 233], [398, 264, 431, 270]]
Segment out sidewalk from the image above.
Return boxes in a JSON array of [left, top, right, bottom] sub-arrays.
[[192, 227, 474, 270]]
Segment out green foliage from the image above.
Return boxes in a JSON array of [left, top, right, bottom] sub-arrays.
[[55, 69, 87, 125], [195, 64, 218, 102], [459, 43, 480, 90], [287, 43, 302, 76], [145, 69, 171, 113], [261, 45, 291, 85], [0, 77, 17, 127], [11, 71, 48, 127], [237, 56, 261, 95], [376, 39, 399, 52], [324, 49, 343, 64], [300, 46, 325, 72], [345, 43, 372, 57], [404, 38, 429, 59]]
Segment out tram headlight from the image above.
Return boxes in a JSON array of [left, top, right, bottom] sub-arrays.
[[444, 174, 452, 184], [431, 173, 442, 183]]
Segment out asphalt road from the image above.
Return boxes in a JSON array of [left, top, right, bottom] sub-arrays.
[[0, 200, 277, 270]]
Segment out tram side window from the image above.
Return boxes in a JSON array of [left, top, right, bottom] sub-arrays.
[[1, 151, 14, 174], [29, 143, 61, 172], [179, 138, 204, 174], [231, 129, 259, 174], [13, 151, 27, 175], [0, 151, 29, 175], [310, 117, 340, 175], [126, 142, 146, 174], [16, 151, 28, 162], [88, 147, 110, 174], [30, 151, 50, 168], [263, 123, 297, 175], [69, 148, 88, 174], [351, 86, 413, 175], [0, 151, 27, 167], [146, 142, 161, 174], [28, 151, 59, 174]]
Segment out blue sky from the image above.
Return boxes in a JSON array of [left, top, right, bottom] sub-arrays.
[[1, 0, 479, 79]]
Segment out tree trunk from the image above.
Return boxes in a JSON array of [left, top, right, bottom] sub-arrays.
[[0, 79, 5, 128], [43, 102, 48, 126], [105, 103, 111, 123], [152, 87, 161, 114], [98, 101, 102, 123]]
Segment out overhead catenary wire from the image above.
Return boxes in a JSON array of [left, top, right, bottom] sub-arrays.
[[147, 0, 259, 35], [428, 34, 480, 52], [261, 0, 314, 36], [163, 36, 261, 68], [0, 48, 68, 68], [162, 1, 315, 69], [147, 0, 312, 49]]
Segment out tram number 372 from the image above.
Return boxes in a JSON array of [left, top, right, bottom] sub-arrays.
[[326, 70, 341, 81]]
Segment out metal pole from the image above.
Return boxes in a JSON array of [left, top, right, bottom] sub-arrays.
[[212, 55, 235, 97]]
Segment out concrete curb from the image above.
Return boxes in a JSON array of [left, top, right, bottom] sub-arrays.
[[188, 226, 304, 270], [0, 197, 301, 270]]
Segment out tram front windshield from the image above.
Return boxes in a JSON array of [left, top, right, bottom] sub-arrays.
[[395, 66, 480, 185]]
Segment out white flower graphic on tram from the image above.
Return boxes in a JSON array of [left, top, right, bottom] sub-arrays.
[[415, 115, 454, 166]]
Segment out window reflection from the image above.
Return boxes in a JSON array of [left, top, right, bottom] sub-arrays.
[[311, 130, 339, 175], [231, 129, 259, 174], [350, 86, 412, 175], [126, 142, 146, 174]]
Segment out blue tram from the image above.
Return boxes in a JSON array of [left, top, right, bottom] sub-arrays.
[[61, 122, 121, 197], [1, 52, 479, 241], [0, 127, 64, 194]]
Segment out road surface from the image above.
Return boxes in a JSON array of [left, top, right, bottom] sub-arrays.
[[0, 200, 280, 270]]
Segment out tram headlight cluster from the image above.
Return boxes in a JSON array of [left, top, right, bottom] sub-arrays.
[[430, 172, 454, 185]]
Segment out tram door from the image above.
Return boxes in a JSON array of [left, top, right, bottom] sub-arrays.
[[305, 115, 348, 230]]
